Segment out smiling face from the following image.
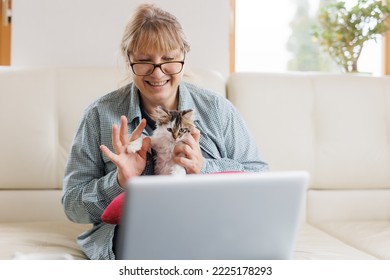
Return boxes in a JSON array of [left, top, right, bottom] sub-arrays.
[[120, 4, 191, 115], [130, 50, 185, 113]]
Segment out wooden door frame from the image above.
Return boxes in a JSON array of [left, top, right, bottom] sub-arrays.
[[229, 0, 235, 73], [384, 18, 390, 75], [0, 0, 12, 66]]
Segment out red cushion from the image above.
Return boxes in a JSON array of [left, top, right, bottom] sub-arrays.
[[210, 171, 245, 175], [101, 192, 125, 224]]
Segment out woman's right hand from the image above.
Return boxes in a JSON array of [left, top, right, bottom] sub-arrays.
[[100, 116, 151, 188]]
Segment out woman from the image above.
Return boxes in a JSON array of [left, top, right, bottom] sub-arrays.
[[62, 3, 268, 260]]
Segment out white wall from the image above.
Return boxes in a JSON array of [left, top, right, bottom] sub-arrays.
[[11, 0, 230, 76]]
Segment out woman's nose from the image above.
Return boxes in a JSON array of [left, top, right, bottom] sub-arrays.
[[149, 64, 166, 78]]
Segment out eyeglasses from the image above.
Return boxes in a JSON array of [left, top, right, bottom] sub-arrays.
[[129, 60, 185, 76]]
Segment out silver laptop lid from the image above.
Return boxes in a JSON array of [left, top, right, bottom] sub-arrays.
[[117, 171, 309, 260]]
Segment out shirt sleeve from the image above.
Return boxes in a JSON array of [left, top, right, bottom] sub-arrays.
[[62, 107, 123, 224]]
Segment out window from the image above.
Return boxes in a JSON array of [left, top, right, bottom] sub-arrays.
[[235, 0, 383, 75]]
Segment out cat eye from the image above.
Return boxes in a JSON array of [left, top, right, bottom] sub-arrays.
[[166, 127, 189, 133], [130, 57, 185, 76]]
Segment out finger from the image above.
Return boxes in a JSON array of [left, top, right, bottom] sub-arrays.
[[130, 119, 147, 141], [119, 116, 129, 144], [100, 145, 119, 164], [174, 143, 192, 159], [191, 128, 201, 143], [138, 137, 151, 160], [180, 131, 199, 150], [174, 156, 197, 174], [111, 124, 122, 152]]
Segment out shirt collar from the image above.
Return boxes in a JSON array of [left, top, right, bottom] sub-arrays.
[[127, 83, 142, 125]]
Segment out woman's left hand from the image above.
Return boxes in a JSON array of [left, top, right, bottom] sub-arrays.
[[173, 128, 204, 174]]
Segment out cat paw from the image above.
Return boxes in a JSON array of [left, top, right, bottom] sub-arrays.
[[126, 137, 143, 153]]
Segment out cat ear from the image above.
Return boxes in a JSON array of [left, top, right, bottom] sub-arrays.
[[154, 106, 171, 126], [182, 109, 194, 120], [155, 106, 170, 118]]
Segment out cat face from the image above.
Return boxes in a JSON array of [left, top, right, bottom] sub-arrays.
[[155, 106, 194, 141]]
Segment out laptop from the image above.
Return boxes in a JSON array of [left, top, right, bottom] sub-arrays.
[[117, 171, 309, 260]]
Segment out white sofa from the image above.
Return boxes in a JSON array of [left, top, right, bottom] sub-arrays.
[[0, 67, 389, 260], [228, 72, 390, 260]]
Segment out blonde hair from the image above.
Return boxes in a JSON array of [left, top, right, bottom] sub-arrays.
[[120, 4, 190, 65]]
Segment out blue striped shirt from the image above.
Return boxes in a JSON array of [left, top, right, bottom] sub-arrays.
[[62, 81, 268, 260]]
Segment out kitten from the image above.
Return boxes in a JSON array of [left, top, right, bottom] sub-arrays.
[[127, 106, 195, 175]]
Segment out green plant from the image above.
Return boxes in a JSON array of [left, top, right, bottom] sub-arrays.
[[313, 0, 390, 72]]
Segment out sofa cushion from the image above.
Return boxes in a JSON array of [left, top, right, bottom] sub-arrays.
[[227, 72, 390, 191], [0, 68, 59, 189], [101, 192, 125, 224], [312, 75, 390, 190], [227, 72, 316, 173], [0, 221, 90, 260], [293, 223, 377, 260], [316, 221, 390, 260]]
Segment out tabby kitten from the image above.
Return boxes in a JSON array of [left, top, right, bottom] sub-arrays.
[[127, 106, 195, 175]]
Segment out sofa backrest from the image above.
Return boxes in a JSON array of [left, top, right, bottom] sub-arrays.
[[3, 67, 389, 192], [227, 72, 390, 190], [0, 67, 226, 190]]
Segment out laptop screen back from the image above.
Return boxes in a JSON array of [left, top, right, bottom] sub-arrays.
[[117, 171, 309, 260]]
